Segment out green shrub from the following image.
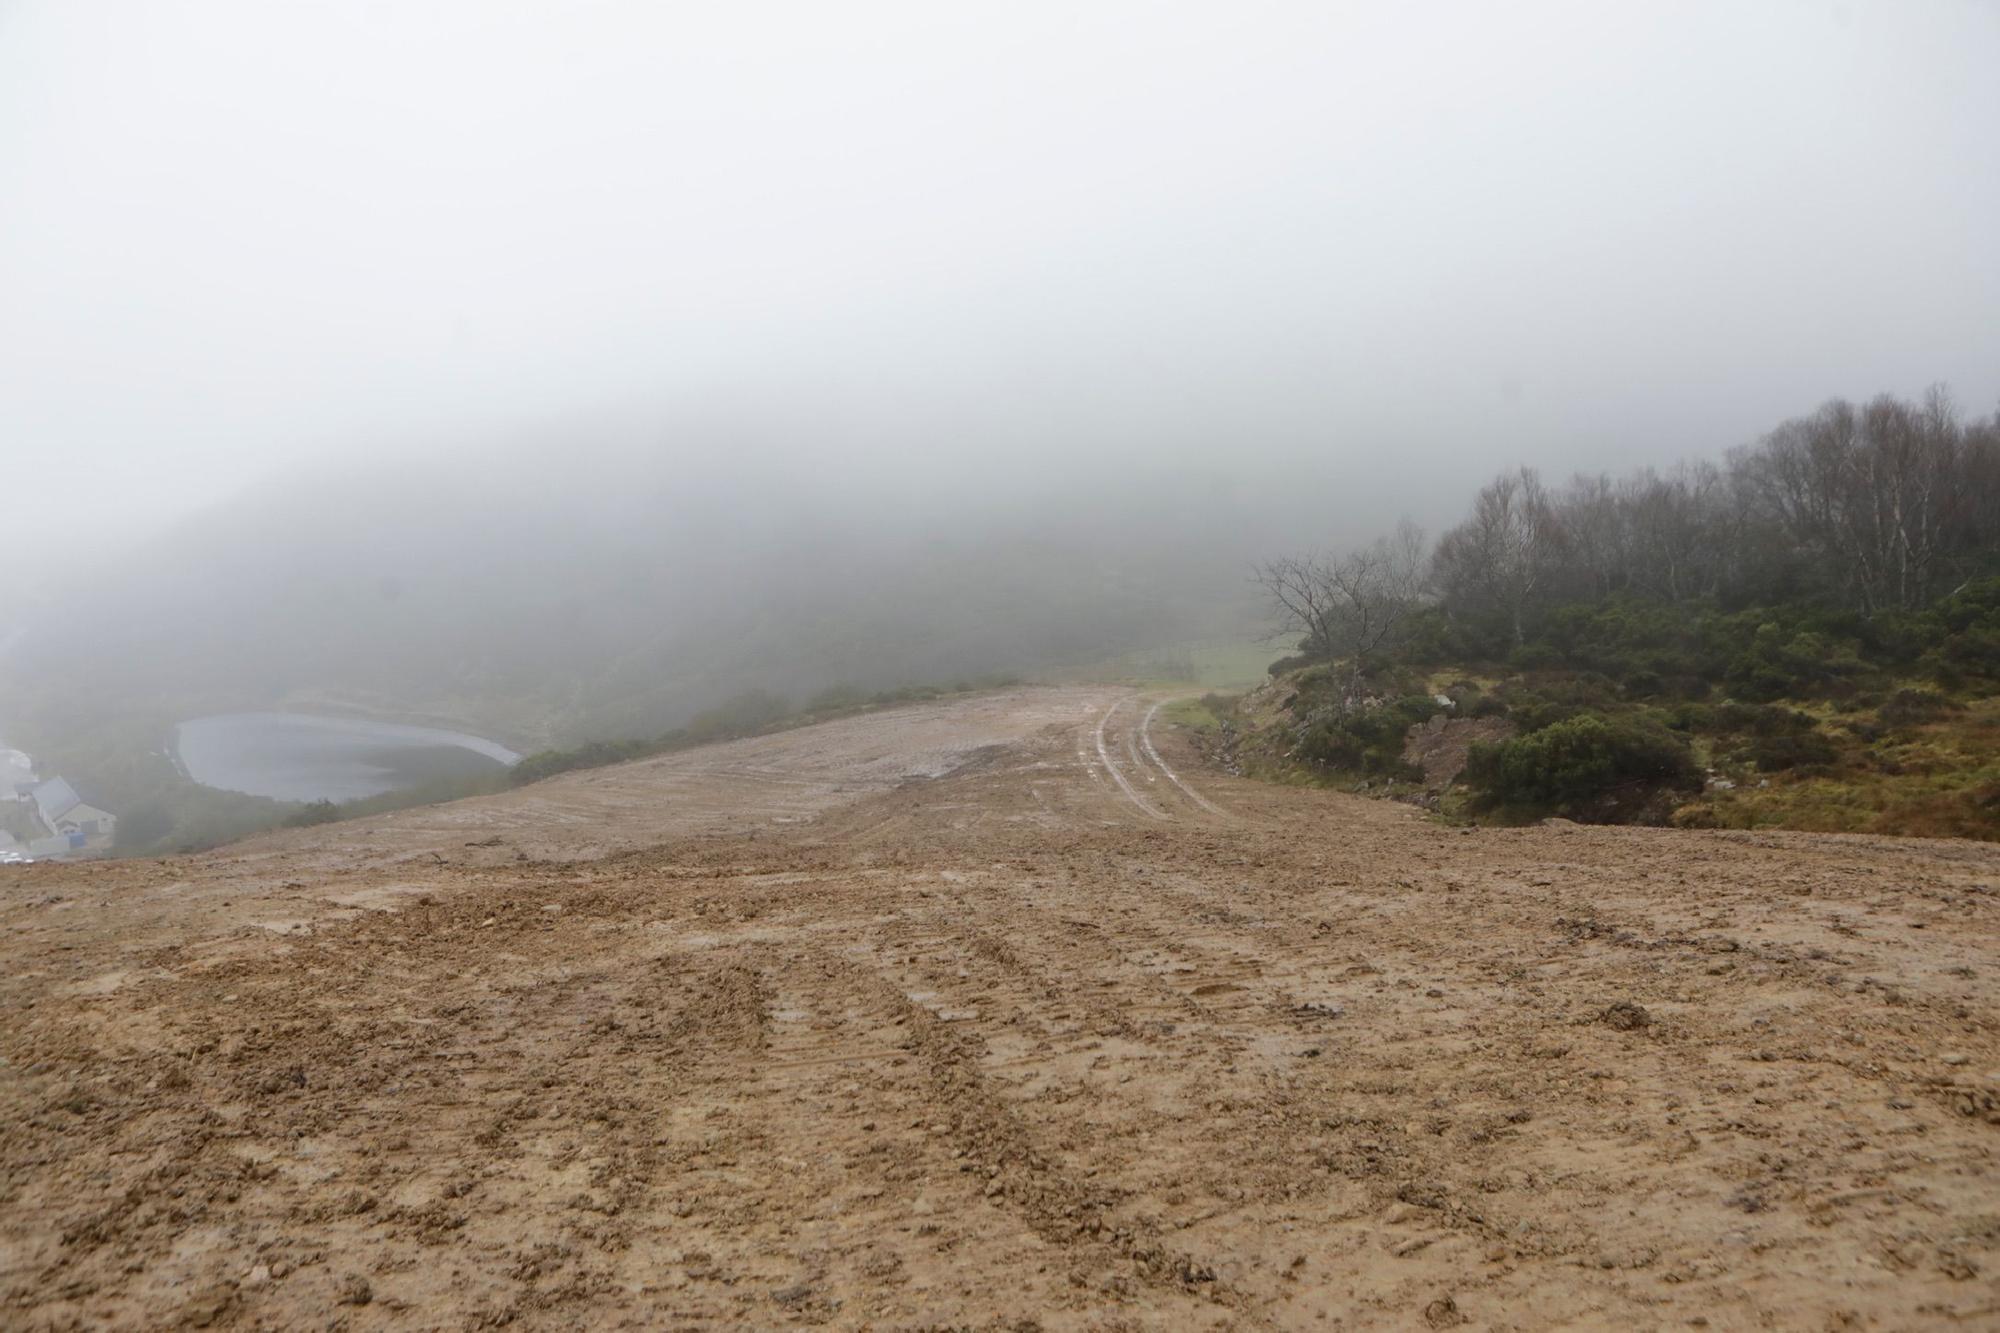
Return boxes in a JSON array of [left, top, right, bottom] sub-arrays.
[[510, 737, 653, 786], [1878, 688, 1962, 728], [1510, 701, 1576, 733], [1622, 670, 1667, 699], [1292, 696, 1435, 779], [1464, 714, 1700, 812], [1739, 731, 1839, 772], [1931, 576, 2000, 636], [1723, 623, 1869, 701], [1665, 674, 1713, 700], [1937, 625, 2000, 681], [1662, 702, 1712, 733], [1495, 673, 1621, 732], [286, 799, 343, 827], [1441, 678, 1483, 704], [1705, 702, 1818, 736], [1393, 606, 1468, 665]]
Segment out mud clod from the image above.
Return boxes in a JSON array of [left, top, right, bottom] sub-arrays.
[[1601, 1001, 1652, 1031], [1424, 1293, 1465, 1327]]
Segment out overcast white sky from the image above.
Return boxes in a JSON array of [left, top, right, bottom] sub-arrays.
[[3, 0, 1997, 569]]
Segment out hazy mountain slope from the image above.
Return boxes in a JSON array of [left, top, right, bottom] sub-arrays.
[[1, 441, 1282, 833]]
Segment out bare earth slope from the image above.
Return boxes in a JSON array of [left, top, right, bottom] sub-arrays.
[[3, 685, 1996, 1329]]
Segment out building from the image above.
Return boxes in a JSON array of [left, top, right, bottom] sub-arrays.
[[31, 777, 116, 851]]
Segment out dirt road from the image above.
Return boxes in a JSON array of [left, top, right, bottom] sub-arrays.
[[3, 685, 1997, 1328]]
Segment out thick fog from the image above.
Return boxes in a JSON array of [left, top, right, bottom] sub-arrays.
[[3, 2, 1998, 810], [7, 1, 1997, 563]]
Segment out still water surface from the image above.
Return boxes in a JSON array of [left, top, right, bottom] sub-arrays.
[[175, 712, 520, 803]]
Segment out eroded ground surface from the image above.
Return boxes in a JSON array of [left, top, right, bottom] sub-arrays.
[[3, 685, 1997, 1329]]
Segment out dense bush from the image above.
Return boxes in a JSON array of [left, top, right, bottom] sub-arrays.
[[1464, 714, 1700, 812], [1504, 699, 1580, 734], [510, 738, 654, 786], [1489, 672, 1624, 734], [1929, 576, 2000, 645], [1705, 702, 1818, 736], [1291, 696, 1433, 780], [1723, 624, 1867, 701], [1390, 607, 1469, 666], [1528, 598, 1709, 682], [1878, 688, 1962, 727], [1407, 589, 1982, 709], [1738, 730, 1839, 772], [1621, 670, 1667, 699]]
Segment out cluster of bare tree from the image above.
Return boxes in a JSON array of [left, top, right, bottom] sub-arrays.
[[1262, 388, 2000, 669], [1256, 521, 1428, 697]]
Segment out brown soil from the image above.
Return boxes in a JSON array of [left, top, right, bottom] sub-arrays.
[[1402, 715, 1516, 789], [3, 685, 1997, 1328]]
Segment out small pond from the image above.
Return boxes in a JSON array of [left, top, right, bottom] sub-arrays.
[[175, 712, 520, 803]]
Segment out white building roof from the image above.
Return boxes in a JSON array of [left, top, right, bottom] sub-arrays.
[[32, 777, 81, 824]]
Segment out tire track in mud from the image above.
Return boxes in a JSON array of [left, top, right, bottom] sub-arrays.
[[15, 894, 785, 1324], [1013, 849, 1928, 1267], [1092, 698, 1169, 821], [835, 895, 1303, 1214], [1124, 709, 1157, 793], [826, 903, 1505, 1322], [626, 946, 1001, 1324], [854, 907, 1185, 1062], [459, 955, 773, 1321], [645, 939, 1236, 1323], [967, 848, 1332, 1021], [868, 848, 1336, 1040], [15, 684, 2000, 1329], [1085, 693, 1231, 823], [820, 950, 1234, 1304], [856, 855, 1558, 1269], [1141, 699, 1231, 818], [845, 879, 1366, 1230]]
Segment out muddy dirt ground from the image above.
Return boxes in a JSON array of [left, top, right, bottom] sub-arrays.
[[3, 685, 1996, 1329]]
